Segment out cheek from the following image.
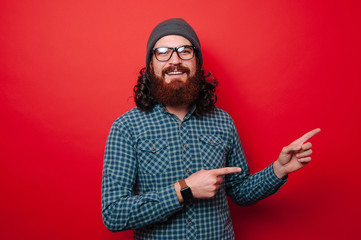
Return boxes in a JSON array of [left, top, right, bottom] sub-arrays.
[[187, 62, 197, 77], [151, 63, 164, 77]]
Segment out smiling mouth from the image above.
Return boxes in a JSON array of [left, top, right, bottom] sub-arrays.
[[166, 71, 184, 75], [163, 65, 190, 77]]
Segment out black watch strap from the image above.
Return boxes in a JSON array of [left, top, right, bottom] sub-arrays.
[[179, 179, 194, 202]]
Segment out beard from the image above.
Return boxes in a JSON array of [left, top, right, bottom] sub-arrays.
[[149, 64, 202, 107]]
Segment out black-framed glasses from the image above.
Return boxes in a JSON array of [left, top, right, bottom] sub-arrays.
[[153, 45, 196, 62]]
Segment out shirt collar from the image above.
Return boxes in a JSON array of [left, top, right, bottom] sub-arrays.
[[155, 104, 196, 121]]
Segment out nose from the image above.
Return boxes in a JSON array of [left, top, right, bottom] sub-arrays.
[[168, 51, 182, 64]]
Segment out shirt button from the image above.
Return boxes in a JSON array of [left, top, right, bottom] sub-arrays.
[[211, 140, 214, 144], [186, 169, 190, 174], [151, 146, 155, 150], [181, 122, 184, 126], [183, 144, 187, 148], [188, 221, 192, 226]]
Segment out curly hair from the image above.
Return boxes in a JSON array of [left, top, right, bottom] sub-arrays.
[[133, 67, 218, 118]]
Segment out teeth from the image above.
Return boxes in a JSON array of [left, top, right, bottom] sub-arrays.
[[167, 71, 183, 75]]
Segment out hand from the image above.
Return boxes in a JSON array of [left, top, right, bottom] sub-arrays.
[[174, 167, 242, 202], [273, 128, 321, 179], [186, 167, 242, 199]]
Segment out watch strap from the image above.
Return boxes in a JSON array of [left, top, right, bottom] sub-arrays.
[[178, 179, 193, 202], [179, 179, 188, 189]]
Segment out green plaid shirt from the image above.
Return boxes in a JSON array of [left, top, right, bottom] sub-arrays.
[[102, 104, 286, 239]]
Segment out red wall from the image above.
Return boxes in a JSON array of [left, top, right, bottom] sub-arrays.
[[1, 0, 360, 239]]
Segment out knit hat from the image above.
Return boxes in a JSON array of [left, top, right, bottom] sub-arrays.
[[146, 18, 202, 67]]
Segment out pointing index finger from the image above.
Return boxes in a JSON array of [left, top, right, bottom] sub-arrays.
[[210, 167, 242, 176], [293, 128, 321, 145]]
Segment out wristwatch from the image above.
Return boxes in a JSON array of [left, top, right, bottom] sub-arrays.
[[179, 179, 193, 203]]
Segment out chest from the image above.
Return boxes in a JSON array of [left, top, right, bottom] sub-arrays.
[[133, 119, 230, 192]]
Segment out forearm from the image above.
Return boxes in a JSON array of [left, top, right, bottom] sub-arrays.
[[226, 164, 287, 206], [102, 183, 182, 232]]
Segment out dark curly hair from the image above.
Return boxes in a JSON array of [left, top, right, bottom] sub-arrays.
[[133, 67, 218, 118]]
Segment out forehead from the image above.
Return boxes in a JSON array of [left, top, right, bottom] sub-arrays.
[[154, 35, 192, 48]]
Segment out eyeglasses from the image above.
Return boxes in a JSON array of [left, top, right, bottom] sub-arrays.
[[153, 45, 196, 62]]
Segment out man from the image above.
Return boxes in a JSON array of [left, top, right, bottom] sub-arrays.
[[102, 18, 320, 239]]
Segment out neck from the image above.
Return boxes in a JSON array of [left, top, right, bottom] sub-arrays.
[[165, 104, 189, 121]]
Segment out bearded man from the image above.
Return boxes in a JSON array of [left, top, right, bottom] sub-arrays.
[[102, 18, 320, 240]]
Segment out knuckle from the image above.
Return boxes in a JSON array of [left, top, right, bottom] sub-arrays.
[[211, 180, 217, 186]]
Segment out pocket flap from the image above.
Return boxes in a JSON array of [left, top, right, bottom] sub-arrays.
[[138, 138, 167, 153], [200, 135, 223, 146]]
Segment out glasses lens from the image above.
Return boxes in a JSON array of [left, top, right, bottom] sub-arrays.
[[177, 46, 194, 60], [154, 46, 195, 61], [155, 47, 171, 61]]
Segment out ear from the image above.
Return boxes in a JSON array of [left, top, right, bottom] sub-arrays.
[[148, 60, 154, 72]]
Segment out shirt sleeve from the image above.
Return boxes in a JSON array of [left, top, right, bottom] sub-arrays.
[[101, 118, 183, 232], [225, 122, 287, 206]]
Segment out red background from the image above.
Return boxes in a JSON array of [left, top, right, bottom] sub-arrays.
[[1, 0, 360, 239]]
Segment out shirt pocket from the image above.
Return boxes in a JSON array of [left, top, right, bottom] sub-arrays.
[[137, 138, 169, 176], [199, 135, 226, 169]]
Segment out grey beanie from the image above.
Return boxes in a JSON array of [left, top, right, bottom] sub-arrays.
[[146, 18, 202, 67]]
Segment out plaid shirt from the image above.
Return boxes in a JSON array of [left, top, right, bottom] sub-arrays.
[[102, 104, 287, 239]]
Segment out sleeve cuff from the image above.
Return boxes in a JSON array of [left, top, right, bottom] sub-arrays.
[[260, 164, 288, 194], [157, 184, 183, 220]]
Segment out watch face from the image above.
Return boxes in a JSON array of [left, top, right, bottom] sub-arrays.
[[181, 187, 193, 202]]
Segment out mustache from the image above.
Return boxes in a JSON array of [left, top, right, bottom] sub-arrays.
[[162, 64, 191, 76]]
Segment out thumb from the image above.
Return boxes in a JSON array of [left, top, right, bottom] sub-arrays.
[[282, 144, 301, 154]]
